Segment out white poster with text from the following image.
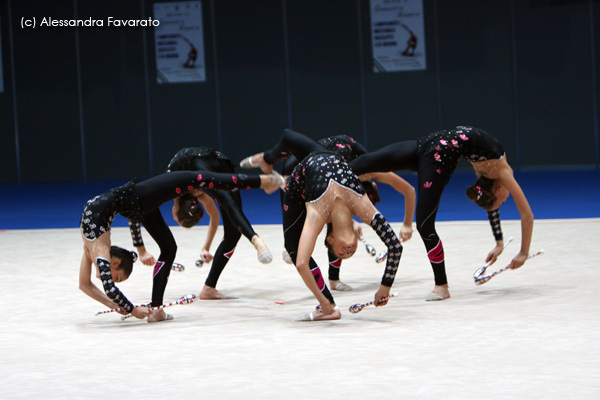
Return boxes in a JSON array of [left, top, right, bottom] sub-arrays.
[[154, 1, 206, 83], [370, 0, 426, 72]]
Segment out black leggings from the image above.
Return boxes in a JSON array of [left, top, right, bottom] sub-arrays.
[[186, 159, 258, 288], [136, 170, 260, 213], [271, 131, 348, 282], [136, 170, 262, 306], [264, 130, 335, 303], [204, 200, 243, 287], [263, 128, 326, 166], [187, 158, 257, 241], [350, 141, 450, 286], [282, 194, 335, 304], [142, 209, 178, 307], [327, 252, 343, 281]]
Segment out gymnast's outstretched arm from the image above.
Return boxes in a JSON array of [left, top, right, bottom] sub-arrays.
[[353, 197, 403, 306]]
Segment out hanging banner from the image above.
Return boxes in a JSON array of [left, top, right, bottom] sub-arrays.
[[153, 1, 206, 83], [370, 0, 426, 72]]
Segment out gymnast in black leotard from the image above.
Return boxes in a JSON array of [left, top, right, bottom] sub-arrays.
[[130, 147, 274, 300], [78, 170, 284, 321], [241, 129, 403, 321], [349, 126, 534, 301], [270, 133, 415, 292]]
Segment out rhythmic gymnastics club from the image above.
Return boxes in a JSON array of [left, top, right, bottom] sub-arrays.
[[473, 237, 514, 280], [375, 250, 387, 263], [95, 294, 196, 316], [348, 292, 399, 313], [359, 236, 376, 256], [474, 249, 545, 285], [373, 238, 403, 264], [172, 263, 185, 272]]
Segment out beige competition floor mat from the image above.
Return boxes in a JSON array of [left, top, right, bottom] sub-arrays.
[[1, 219, 598, 399]]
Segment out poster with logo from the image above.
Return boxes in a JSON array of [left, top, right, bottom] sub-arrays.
[[154, 1, 206, 83], [370, 0, 426, 72]]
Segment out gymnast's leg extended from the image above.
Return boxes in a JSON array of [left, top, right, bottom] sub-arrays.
[[349, 140, 419, 175], [142, 209, 178, 319], [414, 157, 451, 301], [136, 170, 263, 211], [200, 205, 243, 300], [281, 192, 335, 306], [243, 129, 326, 171]]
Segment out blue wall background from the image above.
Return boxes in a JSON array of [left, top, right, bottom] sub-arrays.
[[1, 0, 599, 185], [1, 169, 598, 229]]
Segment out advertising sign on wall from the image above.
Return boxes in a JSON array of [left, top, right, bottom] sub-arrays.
[[154, 1, 206, 83], [370, 0, 426, 72]]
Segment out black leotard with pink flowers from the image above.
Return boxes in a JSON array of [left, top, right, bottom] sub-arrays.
[[350, 126, 506, 287], [80, 170, 261, 308], [416, 126, 504, 184]]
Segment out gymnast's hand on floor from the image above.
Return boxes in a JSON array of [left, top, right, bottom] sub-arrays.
[[199, 249, 213, 264], [509, 251, 528, 270], [374, 285, 391, 307]]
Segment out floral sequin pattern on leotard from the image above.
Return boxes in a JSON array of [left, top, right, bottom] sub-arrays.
[[417, 130, 465, 185], [317, 136, 364, 163], [287, 152, 365, 221], [80, 180, 143, 241], [417, 126, 504, 187], [166, 147, 231, 172], [80, 192, 116, 241]]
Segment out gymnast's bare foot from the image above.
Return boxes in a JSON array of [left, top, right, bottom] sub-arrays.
[[148, 309, 173, 323], [282, 250, 293, 264], [297, 305, 341, 321], [240, 152, 273, 173], [252, 235, 273, 264], [261, 171, 286, 194], [199, 285, 238, 300], [425, 284, 450, 301], [330, 280, 352, 291]]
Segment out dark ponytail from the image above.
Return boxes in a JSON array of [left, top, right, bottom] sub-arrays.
[[361, 179, 380, 205], [466, 176, 496, 210], [109, 245, 137, 278], [177, 192, 204, 228], [323, 222, 339, 258], [324, 222, 333, 248]]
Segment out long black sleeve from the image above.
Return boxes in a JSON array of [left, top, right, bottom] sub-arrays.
[[370, 213, 403, 287]]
